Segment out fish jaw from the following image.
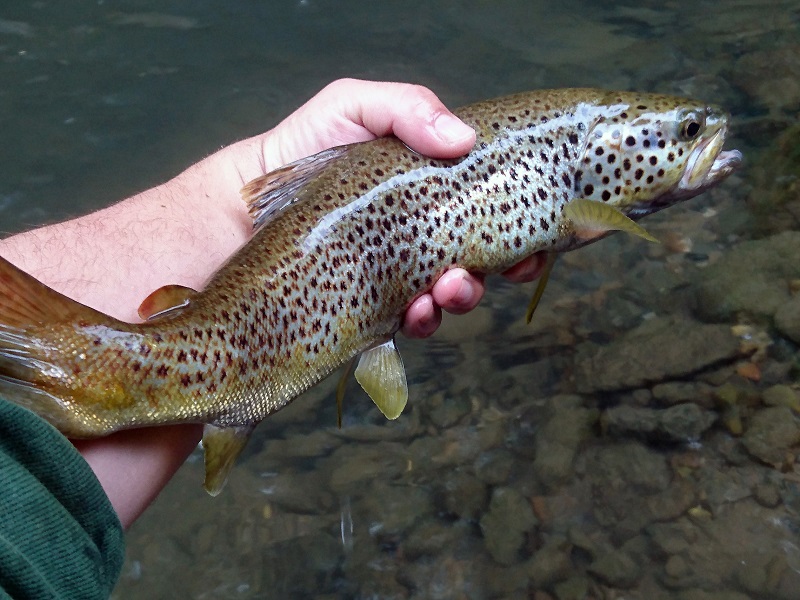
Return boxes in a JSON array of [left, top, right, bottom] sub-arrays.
[[678, 121, 742, 193]]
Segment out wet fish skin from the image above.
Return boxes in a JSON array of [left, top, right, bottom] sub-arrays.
[[0, 88, 741, 493]]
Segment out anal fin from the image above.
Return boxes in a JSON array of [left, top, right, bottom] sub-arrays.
[[202, 423, 255, 496], [354, 339, 408, 420]]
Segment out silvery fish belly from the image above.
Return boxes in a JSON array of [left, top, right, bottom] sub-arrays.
[[0, 88, 742, 494]]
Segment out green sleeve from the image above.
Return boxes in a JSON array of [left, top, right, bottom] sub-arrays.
[[0, 399, 124, 599]]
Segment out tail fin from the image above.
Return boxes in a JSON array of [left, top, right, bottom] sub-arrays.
[[0, 256, 109, 434], [0, 255, 92, 327]]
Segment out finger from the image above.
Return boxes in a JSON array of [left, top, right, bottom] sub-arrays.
[[431, 268, 485, 315], [501, 252, 547, 283], [402, 293, 442, 338], [326, 79, 476, 157]]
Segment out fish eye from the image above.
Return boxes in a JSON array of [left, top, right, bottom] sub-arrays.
[[678, 111, 705, 141]]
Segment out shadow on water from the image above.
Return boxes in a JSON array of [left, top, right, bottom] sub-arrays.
[[3, 0, 800, 598]]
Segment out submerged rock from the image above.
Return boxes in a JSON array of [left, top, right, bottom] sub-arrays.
[[439, 471, 488, 521], [745, 120, 800, 236], [741, 406, 800, 468], [761, 384, 800, 412], [588, 442, 671, 494], [587, 549, 640, 588], [479, 487, 538, 565], [533, 396, 598, 487], [692, 231, 800, 322], [775, 295, 800, 345], [527, 535, 573, 589], [602, 403, 717, 442], [574, 316, 742, 393], [652, 381, 714, 407]]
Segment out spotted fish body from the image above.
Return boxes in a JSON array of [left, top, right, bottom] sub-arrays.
[[0, 89, 741, 493]]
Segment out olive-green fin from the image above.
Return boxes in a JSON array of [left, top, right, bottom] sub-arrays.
[[565, 198, 658, 243], [525, 253, 558, 324], [202, 423, 255, 496], [240, 146, 352, 231], [335, 357, 356, 428], [354, 339, 408, 420], [137, 284, 196, 321]]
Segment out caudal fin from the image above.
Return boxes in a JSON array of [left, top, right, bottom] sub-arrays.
[[0, 255, 95, 325], [0, 256, 109, 433]]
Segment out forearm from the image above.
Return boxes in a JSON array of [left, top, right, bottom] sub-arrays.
[[0, 155, 253, 322]]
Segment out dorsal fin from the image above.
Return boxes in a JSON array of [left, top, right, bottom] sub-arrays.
[[240, 145, 351, 231], [137, 284, 196, 321]]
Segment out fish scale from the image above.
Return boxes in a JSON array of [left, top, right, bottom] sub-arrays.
[[0, 88, 742, 493]]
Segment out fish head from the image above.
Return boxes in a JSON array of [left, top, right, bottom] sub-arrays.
[[576, 94, 742, 218]]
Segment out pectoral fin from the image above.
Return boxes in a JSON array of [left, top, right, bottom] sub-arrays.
[[525, 253, 558, 324], [565, 198, 658, 243], [354, 339, 408, 420], [202, 423, 255, 496]]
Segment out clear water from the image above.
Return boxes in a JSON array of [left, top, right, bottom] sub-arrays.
[[2, 1, 800, 598]]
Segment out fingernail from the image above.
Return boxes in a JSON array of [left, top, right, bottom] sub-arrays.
[[411, 295, 438, 337], [434, 113, 474, 144], [453, 275, 475, 306]]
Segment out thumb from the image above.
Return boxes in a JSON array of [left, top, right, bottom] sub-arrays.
[[324, 79, 477, 157]]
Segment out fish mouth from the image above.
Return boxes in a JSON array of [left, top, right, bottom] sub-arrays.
[[679, 125, 742, 191]]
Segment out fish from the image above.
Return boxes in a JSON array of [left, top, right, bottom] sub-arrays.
[[0, 88, 742, 494]]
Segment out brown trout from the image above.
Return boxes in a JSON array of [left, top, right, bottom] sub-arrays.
[[0, 89, 741, 494]]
